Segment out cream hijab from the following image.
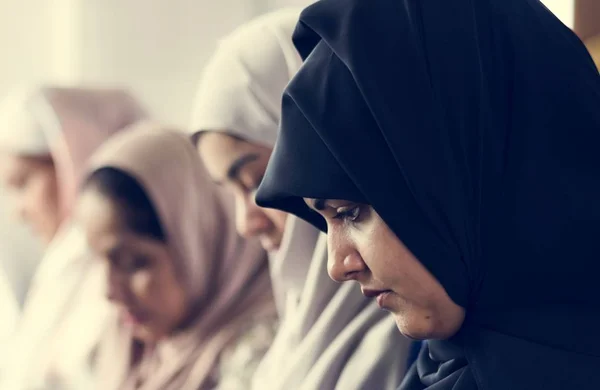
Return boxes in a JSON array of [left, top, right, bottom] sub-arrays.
[[90, 124, 275, 390], [0, 87, 147, 389], [190, 8, 411, 389]]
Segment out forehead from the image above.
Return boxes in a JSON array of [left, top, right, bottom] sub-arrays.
[[197, 132, 271, 179], [0, 153, 52, 179], [76, 189, 124, 248]]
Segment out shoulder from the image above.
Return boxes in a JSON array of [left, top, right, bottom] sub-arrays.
[[214, 316, 278, 389]]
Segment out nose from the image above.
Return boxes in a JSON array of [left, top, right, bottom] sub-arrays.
[[327, 230, 366, 282], [106, 264, 127, 304], [234, 192, 272, 239]]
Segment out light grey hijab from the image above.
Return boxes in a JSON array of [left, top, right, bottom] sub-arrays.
[[190, 8, 411, 389]]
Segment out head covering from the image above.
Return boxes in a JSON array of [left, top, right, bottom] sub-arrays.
[[0, 87, 147, 389], [189, 7, 303, 146], [0, 86, 148, 219], [0, 86, 50, 155], [190, 8, 411, 389], [256, 0, 600, 389], [90, 123, 275, 390]]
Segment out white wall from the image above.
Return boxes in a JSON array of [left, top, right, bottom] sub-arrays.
[[0, 0, 577, 126], [0, 1, 54, 91], [75, 0, 265, 128], [542, 0, 574, 28]]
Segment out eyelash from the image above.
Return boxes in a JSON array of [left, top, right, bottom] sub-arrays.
[[333, 206, 361, 223], [113, 256, 151, 274]]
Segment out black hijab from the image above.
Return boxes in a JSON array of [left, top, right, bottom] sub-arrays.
[[256, 0, 600, 388]]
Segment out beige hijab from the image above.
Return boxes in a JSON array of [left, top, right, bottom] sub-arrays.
[[0, 87, 147, 389], [90, 123, 275, 390], [190, 8, 410, 389], [41, 87, 147, 219]]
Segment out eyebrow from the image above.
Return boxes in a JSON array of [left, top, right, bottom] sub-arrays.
[[226, 153, 260, 182]]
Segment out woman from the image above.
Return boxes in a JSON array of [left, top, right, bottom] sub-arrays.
[[255, 0, 600, 389], [0, 87, 147, 389], [191, 8, 410, 389], [78, 124, 276, 390]]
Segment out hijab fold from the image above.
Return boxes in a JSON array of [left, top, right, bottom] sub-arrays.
[[0, 87, 147, 390], [90, 124, 275, 390], [256, 0, 600, 389], [191, 8, 411, 389]]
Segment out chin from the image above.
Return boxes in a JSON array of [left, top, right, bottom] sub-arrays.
[[260, 238, 280, 252], [39, 225, 60, 247], [393, 312, 462, 341], [132, 326, 161, 344]]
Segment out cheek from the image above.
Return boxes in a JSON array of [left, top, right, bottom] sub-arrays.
[[353, 223, 416, 286], [136, 267, 188, 320], [130, 271, 153, 303], [233, 191, 248, 219], [156, 275, 189, 331], [265, 208, 288, 231], [31, 174, 59, 216]]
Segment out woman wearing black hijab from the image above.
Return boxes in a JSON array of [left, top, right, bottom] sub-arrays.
[[256, 0, 600, 388]]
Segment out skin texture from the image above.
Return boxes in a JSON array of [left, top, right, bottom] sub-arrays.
[[0, 153, 61, 245], [76, 188, 189, 344], [574, 0, 600, 41], [197, 132, 287, 252], [305, 199, 465, 340], [574, 0, 600, 69]]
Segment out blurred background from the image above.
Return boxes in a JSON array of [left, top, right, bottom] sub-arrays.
[[0, 0, 577, 306]]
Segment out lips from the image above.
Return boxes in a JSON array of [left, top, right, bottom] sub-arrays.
[[121, 308, 148, 326], [361, 288, 390, 298], [259, 235, 280, 252], [361, 288, 393, 308]]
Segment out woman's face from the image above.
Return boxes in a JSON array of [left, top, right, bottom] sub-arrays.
[[198, 132, 288, 252], [305, 199, 465, 340], [77, 189, 189, 344], [0, 153, 61, 245]]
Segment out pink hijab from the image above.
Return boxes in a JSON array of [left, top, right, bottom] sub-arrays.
[[0, 86, 147, 221], [36, 87, 147, 219], [89, 123, 275, 390], [0, 88, 147, 388]]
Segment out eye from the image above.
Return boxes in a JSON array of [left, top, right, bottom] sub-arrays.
[[7, 172, 28, 191], [130, 256, 151, 271], [333, 205, 361, 223], [119, 255, 151, 273]]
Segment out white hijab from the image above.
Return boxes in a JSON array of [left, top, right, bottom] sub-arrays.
[[190, 9, 411, 389], [0, 87, 147, 390]]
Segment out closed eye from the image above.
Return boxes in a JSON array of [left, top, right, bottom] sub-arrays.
[[7, 173, 27, 190], [128, 256, 151, 272]]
